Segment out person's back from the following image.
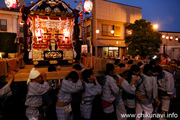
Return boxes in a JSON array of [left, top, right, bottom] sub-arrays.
[[80, 69, 102, 120], [56, 71, 82, 120], [152, 65, 174, 119], [101, 63, 120, 120]]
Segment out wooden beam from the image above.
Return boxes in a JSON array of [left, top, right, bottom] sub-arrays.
[[10, 65, 169, 82]]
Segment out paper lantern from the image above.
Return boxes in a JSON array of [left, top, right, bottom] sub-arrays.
[[84, 0, 93, 13], [4, 0, 17, 8]]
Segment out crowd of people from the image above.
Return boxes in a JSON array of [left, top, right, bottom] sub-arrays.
[[0, 55, 180, 120]]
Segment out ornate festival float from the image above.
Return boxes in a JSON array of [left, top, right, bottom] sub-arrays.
[[23, 0, 76, 65]]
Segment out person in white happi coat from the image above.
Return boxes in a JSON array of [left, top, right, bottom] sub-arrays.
[[115, 70, 138, 120], [123, 65, 142, 120], [56, 71, 82, 120], [80, 69, 102, 120], [152, 65, 174, 120], [135, 64, 158, 120], [101, 63, 123, 120], [25, 68, 50, 120]]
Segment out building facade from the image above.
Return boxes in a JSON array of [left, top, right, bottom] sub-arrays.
[[91, 0, 142, 58], [0, 8, 22, 35], [159, 31, 180, 59], [0, 8, 24, 53]]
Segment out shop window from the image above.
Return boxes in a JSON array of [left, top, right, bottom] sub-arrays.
[[86, 25, 91, 37], [0, 19, 7, 31], [102, 24, 113, 36]]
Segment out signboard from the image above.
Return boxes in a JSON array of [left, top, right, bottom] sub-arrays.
[[81, 45, 88, 53], [44, 50, 63, 60]]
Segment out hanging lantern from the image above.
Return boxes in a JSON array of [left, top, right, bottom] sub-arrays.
[[4, 0, 17, 8], [84, 0, 93, 13]]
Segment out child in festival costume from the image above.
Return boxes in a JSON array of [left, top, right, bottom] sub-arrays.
[[56, 71, 82, 120], [25, 68, 50, 120], [80, 69, 102, 120]]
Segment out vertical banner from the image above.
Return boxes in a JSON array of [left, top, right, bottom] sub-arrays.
[[80, 13, 84, 42]]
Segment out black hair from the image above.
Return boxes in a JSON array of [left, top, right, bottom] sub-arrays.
[[152, 65, 163, 73], [82, 69, 93, 83], [130, 65, 140, 73], [73, 64, 82, 70], [115, 59, 121, 65], [106, 63, 114, 75], [171, 59, 177, 64], [48, 65, 57, 72], [143, 64, 153, 76], [65, 71, 79, 83], [149, 59, 156, 66], [137, 62, 143, 67], [118, 63, 125, 68], [121, 70, 130, 80], [128, 59, 133, 64]]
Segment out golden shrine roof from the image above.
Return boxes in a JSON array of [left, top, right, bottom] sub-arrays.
[[29, 0, 74, 18]]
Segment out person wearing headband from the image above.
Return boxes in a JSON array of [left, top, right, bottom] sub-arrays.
[[25, 68, 50, 120]]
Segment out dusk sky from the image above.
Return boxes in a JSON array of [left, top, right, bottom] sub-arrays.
[[0, 0, 180, 32]]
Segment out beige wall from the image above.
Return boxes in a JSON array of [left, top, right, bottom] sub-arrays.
[[0, 10, 20, 33], [92, 0, 142, 56], [95, 0, 142, 23]]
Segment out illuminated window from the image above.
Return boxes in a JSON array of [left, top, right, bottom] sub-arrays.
[[102, 24, 113, 36], [102, 24, 121, 37], [114, 26, 120, 36], [0, 19, 7, 31]]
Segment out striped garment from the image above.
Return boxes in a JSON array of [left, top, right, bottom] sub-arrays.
[[25, 82, 50, 119], [101, 75, 119, 113], [80, 81, 102, 119], [0, 84, 12, 97], [56, 79, 82, 120], [136, 73, 154, 104], [135, 74, 155, 119], [158, 70, 174, 95], [115, 75, 136, 120], [124, 75, 142, 109]]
